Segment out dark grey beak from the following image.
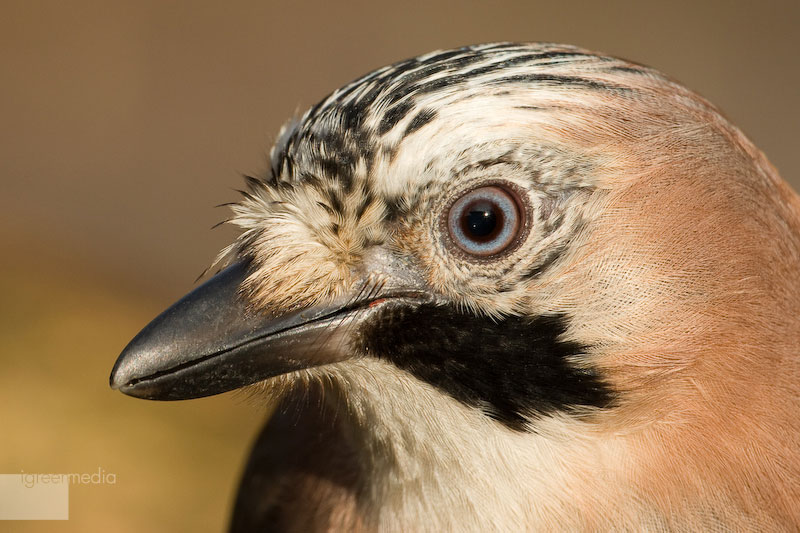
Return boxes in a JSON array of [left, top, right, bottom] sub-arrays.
[[110, 253, 431, 401], [110, 262, 358, 400]]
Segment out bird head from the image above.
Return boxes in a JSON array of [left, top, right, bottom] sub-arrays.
[[110, 43, 800, 529]]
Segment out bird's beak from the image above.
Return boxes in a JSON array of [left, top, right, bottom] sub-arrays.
[[110, 254, 430, 400]]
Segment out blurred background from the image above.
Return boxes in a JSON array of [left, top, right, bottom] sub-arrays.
[[1, 0, 798, 530]]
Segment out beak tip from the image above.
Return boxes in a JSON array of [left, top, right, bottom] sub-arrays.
[[109, 370, 123, 391], [109, 358, 128, 391], [109, 344, 141, 393]]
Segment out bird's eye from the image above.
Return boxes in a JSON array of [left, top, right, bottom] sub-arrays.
[[447, 185, 523, 257]]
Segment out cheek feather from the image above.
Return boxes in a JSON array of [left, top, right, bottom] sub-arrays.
[[355, 302, 613, 430]]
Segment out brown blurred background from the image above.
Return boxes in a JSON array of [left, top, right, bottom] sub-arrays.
[[1, 0, 798, 531]]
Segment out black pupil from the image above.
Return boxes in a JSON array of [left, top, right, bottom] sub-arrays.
[[462, 200, 502, 241]]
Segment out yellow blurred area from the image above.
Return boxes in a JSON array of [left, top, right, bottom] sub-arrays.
[[0, 234, 265, 531]]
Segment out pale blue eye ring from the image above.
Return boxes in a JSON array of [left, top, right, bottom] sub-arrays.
[[447, 185, 523, 257]]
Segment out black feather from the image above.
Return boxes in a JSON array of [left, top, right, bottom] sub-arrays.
[[356, 304, 613, 431]]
